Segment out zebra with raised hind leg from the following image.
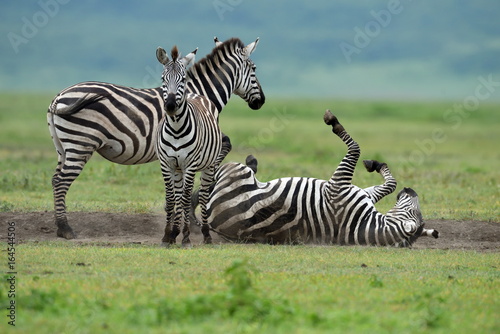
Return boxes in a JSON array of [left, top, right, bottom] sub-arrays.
[[155, 45, 224, 246], [194, 110, 439, 247], [47, 37, 265, 239]]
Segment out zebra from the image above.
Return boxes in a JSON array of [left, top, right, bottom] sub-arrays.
[[155, 45, 222, 246], [46, 37, 265, 239], [195, 110, 439, 247]]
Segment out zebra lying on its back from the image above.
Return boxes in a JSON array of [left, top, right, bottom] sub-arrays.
[[195, 110, 439, 247]]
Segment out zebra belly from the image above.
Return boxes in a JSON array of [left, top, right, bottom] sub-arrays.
[[208, 177, 336, 244]]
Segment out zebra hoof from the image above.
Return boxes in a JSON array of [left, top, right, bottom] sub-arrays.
[[56, 226, 76, 239], [161, 236, 178, 246], [323, 110, 345, 134], [222, 135, 231, 147], [245, 155, 258, 174], [323, 109, 337, 125], [363, 160, 386, 173], [432, 230, 440, 238]]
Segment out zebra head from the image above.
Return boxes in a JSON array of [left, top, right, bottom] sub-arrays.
[[156, 46, 197, 116], [390, 187, 426, 244], [216, 37, 265, 110]]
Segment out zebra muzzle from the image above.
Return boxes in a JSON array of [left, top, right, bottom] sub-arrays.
[[164, 93, 177, 114]]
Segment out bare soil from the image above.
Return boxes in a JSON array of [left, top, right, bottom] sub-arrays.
[[1, 212, 498, 251]]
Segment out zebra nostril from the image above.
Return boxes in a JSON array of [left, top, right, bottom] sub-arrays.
[[165, 93, 177, 113], [248, 97, 264, 110]]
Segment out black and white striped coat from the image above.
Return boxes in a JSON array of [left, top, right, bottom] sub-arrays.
[[155, 45, 222, 246], [46, 37, 265, 239], [198, 111, 439, 247]]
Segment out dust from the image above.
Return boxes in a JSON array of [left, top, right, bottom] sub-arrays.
[[1, 212, 498, 251]]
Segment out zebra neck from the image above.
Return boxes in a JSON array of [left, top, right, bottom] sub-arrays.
[[372, 213, 411, 245], [166, 102, 189, 126], [186, 59, 233, 114]]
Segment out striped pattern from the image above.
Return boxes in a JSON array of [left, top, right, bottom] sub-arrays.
[[47, 38, 265, 239], [202, 111, 438, 246]]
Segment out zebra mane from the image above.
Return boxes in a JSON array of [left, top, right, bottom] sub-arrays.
[[171, 45, 179, 62], [188, 38, 244, 74]]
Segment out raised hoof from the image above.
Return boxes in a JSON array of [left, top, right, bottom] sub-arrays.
[[222, 134, 232, 148], [363, 160, 386, 173], [432, 230, 440, 239], [323, 109, 344, 134], [56, 227, 76, 239], [245, 155, 258, 174]]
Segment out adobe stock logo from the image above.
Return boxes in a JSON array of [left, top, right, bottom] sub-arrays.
[[7, 0, 71, 54], [339, 0, 409, 64], [212, 0, 244, 21], [400, 74, 499, 167]]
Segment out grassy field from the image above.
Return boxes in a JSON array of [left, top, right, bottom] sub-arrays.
[[1, 242, 498, 333], [0, 93, 499, 332]]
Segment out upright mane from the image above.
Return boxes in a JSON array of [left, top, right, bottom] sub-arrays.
[[187, 38, 244, 76], [171, 45, 179, 62]]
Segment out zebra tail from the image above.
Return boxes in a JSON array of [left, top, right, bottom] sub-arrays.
[[189, 189, 201, 227], [49, 93, 106, 116]]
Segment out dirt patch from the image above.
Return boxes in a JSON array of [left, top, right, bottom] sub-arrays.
[[1, 212, 498, 251]]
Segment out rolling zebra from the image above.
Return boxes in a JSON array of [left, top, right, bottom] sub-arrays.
[[155, 45, 222, 246], [194, 110, 439, 247], [46, 37, 265, 239]]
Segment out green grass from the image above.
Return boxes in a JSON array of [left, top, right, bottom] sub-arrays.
[[0, 93, 498, 221], [0, 93, 499, 332], [1, 242, 498, 333]]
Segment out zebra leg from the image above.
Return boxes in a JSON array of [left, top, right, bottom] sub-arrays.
[[362, 160, 397, 204], [323, 110, 360, 186], [52, 150, 93, 239], [190, 133, 232, 227], [161, 171, 177, 245], [198, 168, 216, 244], [180, 170, 197, 247]]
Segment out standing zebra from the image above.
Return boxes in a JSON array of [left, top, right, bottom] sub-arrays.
[[155, 45, 221, 246], [47, 37, 265, 239], [197, 110, 439, 247]]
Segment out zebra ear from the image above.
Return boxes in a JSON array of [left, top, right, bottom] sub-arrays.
[[156, 47, 169, 65], [242, 37, 259, 59], [214, 36, 222, 47], [180, 48, 198, 68]]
